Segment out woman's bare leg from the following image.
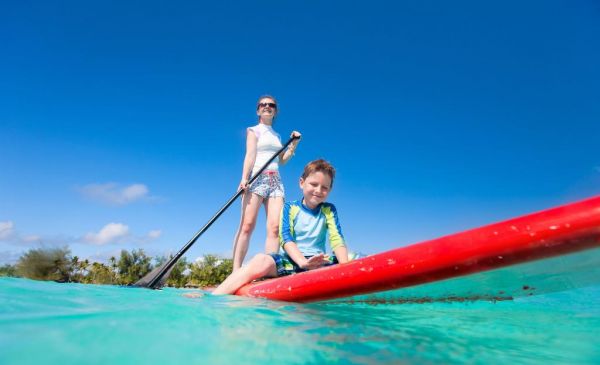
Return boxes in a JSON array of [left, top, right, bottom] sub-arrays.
[[264, 196, 284, 254], [232, 192, 263, 271]]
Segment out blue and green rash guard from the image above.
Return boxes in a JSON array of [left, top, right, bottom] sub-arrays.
[[278, 199, 346, 258]]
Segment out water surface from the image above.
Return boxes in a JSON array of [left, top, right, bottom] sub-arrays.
[[1, 277, 598, 364]]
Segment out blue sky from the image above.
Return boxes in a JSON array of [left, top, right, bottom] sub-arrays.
[[1, 1, 599, 265]]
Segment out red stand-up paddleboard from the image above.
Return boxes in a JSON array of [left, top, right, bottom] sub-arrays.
[[236, 196, 600, 303]]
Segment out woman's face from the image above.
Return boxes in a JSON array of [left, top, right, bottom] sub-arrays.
[[256, 97, 277, 121]]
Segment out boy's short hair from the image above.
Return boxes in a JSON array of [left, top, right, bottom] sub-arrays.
[[301, 159, 336, 186]]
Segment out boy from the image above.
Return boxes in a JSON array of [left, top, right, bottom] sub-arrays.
[[212, 159, 348, 295]]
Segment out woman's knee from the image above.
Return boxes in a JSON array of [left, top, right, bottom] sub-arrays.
[[240, 220, 257, 235], [266, 221, 279, 237]]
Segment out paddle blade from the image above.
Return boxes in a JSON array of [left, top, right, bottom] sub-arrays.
[[133, 261, 174, 289]]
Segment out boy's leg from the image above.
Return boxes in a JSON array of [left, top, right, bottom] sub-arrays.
[[264, 196, 284, 254], [213, 253, 278, 295]]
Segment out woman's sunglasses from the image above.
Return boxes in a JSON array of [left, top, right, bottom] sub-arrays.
[[257, 102, 277, 109]]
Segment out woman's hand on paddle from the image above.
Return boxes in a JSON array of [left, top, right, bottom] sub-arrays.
[[299, 254, 329, 270], [280, 131, 302, 165], [290, 131, 302, 149], [238, 179, 249, 192]]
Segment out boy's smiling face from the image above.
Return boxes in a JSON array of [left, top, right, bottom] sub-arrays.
[[299, 171, 332, 209]]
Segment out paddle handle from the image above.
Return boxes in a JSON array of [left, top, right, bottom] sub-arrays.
[[146, 135, 300, 288]]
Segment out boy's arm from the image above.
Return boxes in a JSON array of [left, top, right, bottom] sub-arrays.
[[279, 202, 295, 247], [333, 246, 349, 264], [280, 201, 329, 270], [283, 242, 329, 270], [323, 204, 348, 262]]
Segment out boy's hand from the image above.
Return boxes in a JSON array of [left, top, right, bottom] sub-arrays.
[[299, 254, 329, 270]]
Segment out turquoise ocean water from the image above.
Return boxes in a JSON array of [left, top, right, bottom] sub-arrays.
[[1, 277, 599, 365]]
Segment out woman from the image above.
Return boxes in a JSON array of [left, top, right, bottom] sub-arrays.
[[232, 95, 301, 271]]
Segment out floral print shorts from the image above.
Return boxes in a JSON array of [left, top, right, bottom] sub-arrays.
[[248, 171, 285, 198]]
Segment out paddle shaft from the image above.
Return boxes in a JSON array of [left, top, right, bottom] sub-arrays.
[[145, 135, 299, 288]]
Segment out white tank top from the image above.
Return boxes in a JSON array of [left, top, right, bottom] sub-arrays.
[[248, 124, 282, 175]]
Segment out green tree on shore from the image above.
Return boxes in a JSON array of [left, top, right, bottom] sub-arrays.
[[85, 262, 116, 284], [0, 264, 16, 277], [15, 247, 73, 282], [116, 249, 152, 285], [69, 256, 90, 283], [154, 256, 191, 288], [3, 246, 232, 288], [189, 255, 233, 287]]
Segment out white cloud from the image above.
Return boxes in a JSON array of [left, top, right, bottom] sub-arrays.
[[121, 184, 149, 202], [146, 230, 162, 240], [83, 223, 130, 245], [81, 224, 162, 246], [79, 183, 151, 205], [88, 248, 123, 264], [0, 221, 15, 240], [0, 220, 161, 249], [0, 221, 43, 245], [131, 229, 162, 245], [21, 235, 42, 243]]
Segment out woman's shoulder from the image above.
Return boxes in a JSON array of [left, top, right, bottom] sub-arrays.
[[248, 123, 274, 132], [248, 124, 280, 140], [247, 123, 262, 137]]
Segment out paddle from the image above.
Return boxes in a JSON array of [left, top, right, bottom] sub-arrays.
[[134, 135, 300, 289]]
